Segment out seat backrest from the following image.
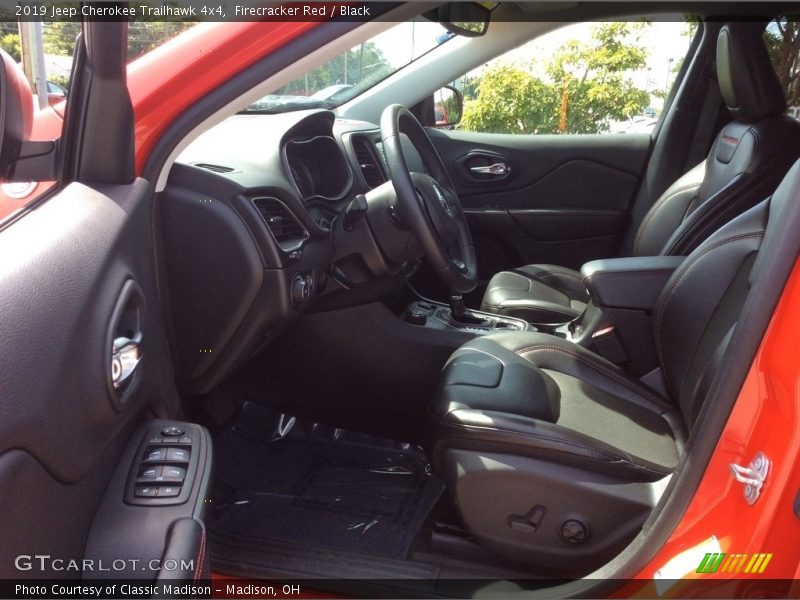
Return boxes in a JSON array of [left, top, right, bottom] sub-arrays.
[[653, 159, 800, 428], [631, 22, 800, 258]]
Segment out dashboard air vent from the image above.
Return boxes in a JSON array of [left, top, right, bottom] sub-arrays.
[[352, 135, 386, 189], [252, 197, 309, 251], [193, 163, 237, 173]]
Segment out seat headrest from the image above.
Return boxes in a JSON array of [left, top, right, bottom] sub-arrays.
[[717, 23, 787, 122]]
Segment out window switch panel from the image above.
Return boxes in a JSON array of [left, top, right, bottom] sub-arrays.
[[125, 424, 199, 506]]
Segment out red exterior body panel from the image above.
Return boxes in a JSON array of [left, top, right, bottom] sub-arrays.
[[127, 21, 321, 173], [621, 257, 800, 595]]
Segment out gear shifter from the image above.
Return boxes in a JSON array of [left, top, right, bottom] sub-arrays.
[[449, 295, 490, 326]]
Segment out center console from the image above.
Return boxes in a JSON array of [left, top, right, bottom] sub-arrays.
[[401, 255, 685, 376], [403, 299, 531, 335]]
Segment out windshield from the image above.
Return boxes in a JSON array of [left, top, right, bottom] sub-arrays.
[[244, 17, 452, 114]]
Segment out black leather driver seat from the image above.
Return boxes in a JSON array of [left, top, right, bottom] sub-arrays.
[[429, 160, 800, 574], [481, 23, 800, 325]]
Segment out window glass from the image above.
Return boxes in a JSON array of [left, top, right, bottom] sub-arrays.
[[0, 21, 81, 225], [764, 19, 800, 119], [0, 17, 196, 226], [243, 17, 451, 114], [454, 19, 696, 135]]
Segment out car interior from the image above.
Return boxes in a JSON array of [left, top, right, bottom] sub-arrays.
[[2, 3, 800, 598]]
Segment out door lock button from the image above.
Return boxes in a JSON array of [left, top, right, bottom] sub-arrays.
[[134, 485, 158, 498], [158, 486, 181, 498]]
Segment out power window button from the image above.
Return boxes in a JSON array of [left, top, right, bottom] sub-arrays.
[[162, 466, 186, 480], [143, 448, 166, 463], [166, 448, 190, 463], [138, 466, 162, 481]]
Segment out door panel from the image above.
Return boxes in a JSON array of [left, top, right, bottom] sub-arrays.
[[0, 18, 214, 582], [0, 181, 181, 576], [428, 128, 651, 279]]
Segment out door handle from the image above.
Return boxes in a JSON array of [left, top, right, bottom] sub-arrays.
[[111, 337, 142, 389], [469, 162, 511, 176]]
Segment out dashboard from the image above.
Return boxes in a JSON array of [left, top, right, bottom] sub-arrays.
[[162, 109, 420, 394]]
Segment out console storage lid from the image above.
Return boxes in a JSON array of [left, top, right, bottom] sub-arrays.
[[581, 256, 684, 311]]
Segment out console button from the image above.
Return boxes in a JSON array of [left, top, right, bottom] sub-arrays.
[[405, 310, 427, 326], [176, 436, 192, 445], [166, 447, 190, 463], [157, 486, 181, 498], [162, 466, 186, 480], [143, 448, 166, 463], [161, 426, 185, 437], [134, 485, 158, 498], [147, 435, 163, 445]]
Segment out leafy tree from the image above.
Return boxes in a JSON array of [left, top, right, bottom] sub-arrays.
[[764, 18, 800, 107], [461, 65, 559, 133], [42, 22, 81, 56], [547, 22, 649, 133], [0, 32, 21, 61], [461, 22, 651, 135]]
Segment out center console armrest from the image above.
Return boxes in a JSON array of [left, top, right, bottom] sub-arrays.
[[581, 256, 684, 311]]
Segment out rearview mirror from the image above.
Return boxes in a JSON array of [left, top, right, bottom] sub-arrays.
[[0, 49, 35, 180], [438, 2, 491, 37]]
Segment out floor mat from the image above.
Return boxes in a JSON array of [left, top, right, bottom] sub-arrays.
[[208, 402, 445, 560]]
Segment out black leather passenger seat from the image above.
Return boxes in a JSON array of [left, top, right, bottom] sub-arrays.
[[481, 22, 800, 325], [429, 158, 800, 575]]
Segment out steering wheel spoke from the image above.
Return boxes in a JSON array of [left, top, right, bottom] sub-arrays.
[[380, 104, 477, 294]]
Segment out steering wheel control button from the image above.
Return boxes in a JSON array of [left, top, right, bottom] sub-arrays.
[[143, 448, 166, 463], [161, 426, 185, 437], [166, 447, 191, 463], [157, 486, 182, 498], [134, 486, 158, 498]]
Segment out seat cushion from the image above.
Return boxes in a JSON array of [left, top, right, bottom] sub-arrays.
[[480, 265, 588, 324], [430, 332, 687, 482]]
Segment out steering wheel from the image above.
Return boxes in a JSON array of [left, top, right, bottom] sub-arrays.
[[379, 104, 477, 295]]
